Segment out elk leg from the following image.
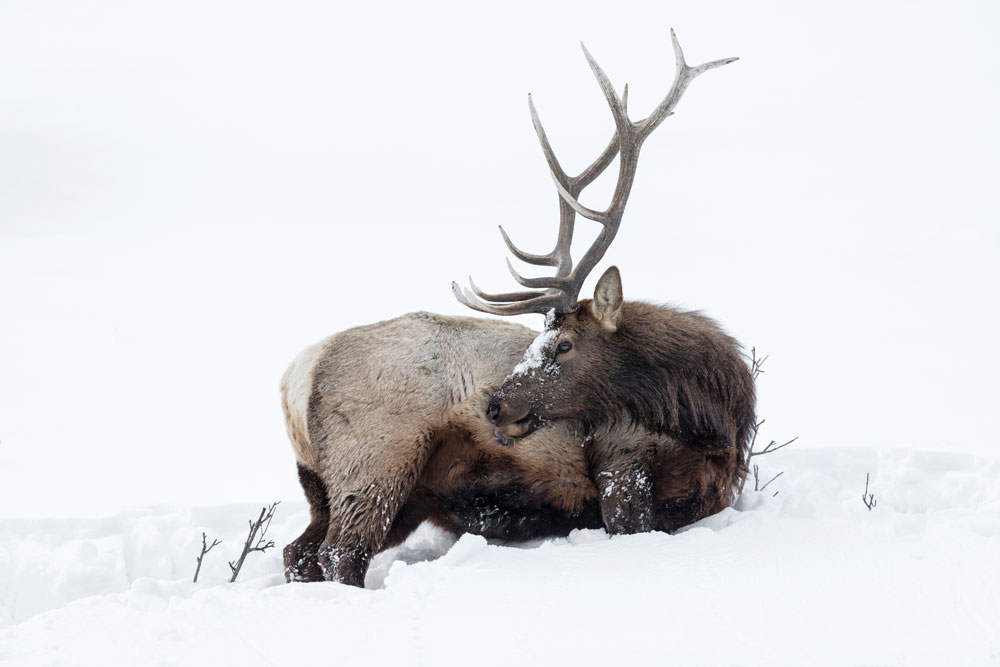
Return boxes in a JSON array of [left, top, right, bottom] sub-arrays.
[[283, 463, 330, 583], [592, 464, 655, 534], [316, 429, 437, 586], [587, 434, 657, 534], [657, 494, 704, 533], [381, 490, 433, 550], [650, 445, 743, 532]]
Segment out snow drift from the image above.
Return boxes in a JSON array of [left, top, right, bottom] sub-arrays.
[[2, 448, 998, 666]]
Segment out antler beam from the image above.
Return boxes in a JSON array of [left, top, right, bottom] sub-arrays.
[[453, 29, 737, 316]]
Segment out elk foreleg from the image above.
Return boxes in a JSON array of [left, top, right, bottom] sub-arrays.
[[593, 465, 654, 534], [587, 431, 658, 535]]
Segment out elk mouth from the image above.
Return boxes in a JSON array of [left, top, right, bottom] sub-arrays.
[[492, 414, 542, 447]]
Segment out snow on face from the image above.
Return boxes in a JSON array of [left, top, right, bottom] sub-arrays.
[[509, 327, 558, 379], [507, 310, 559, 380]]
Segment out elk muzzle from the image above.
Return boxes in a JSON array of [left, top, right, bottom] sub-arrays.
[[486, 394, 539, 446]]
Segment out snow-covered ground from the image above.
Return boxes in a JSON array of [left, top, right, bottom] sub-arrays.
[[2, 448, 999, 666], [1, 0, 998, 664]]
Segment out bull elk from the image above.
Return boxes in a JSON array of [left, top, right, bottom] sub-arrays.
[[281, 31, 753, 586]]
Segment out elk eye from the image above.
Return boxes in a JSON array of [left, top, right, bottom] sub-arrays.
[[556, 341, 573, 355]]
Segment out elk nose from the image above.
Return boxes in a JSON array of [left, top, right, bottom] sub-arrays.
[[486, 399, 501, 425]]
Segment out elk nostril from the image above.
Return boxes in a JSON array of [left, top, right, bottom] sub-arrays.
[[486, 401, 501, 425]]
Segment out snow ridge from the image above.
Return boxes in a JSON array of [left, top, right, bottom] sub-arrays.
[[1, 449, 999, 666]]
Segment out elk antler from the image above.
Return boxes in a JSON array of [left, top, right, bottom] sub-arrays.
[[452, 29, 737, 315]]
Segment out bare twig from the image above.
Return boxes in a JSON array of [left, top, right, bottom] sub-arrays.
[[229, 502, 280, 582], [753, 436, 799, 458], [750, 347, 769, 380], [193, 531, 221, 583], [753, 464, 784, 494], [862, 473, 877, 511], [740, 435, 797, 497], [736, 348, 797, 498]]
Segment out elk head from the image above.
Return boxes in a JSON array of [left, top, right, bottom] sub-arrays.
[[485, 265, 626, 445], [452, 30, 737, 446]]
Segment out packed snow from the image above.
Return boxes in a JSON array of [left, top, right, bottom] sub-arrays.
[[2, 449, 998, 665], [1, 0, 998, 664]]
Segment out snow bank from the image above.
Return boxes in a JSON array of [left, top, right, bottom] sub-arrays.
[[2, 448, 998, 666]]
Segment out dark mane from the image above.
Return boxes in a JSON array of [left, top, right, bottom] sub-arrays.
[[575, 300, 756, 455]]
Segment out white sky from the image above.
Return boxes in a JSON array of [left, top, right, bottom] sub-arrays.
[[0, 0, 997, 515]]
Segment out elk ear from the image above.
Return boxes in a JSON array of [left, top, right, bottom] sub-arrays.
[[592, 266, 623, 332]]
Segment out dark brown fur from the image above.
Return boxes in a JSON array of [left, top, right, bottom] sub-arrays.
[[488, 268, 755, 535], [283, 464, 330, 583]]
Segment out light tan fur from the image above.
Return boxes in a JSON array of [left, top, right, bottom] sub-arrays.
[[282, 312, 604, 585], [280, 338, 327, 470]]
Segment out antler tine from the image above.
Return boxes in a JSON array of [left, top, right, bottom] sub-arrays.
[[469, 68, 633, 309], [533, 42, 639, 304], [580, 43, 633, 144], [527, 94, 577, 278], [575, 83, 627, 190], [636, 29, 739, 142], [451, 281, 566, 316], [551, 42, 640, 226], [468, 275, 549, 303], [498, 226, 558, 267], [505, 258, 566, 291], [551, 31, 737, 305], [495, 96, 580, 278], [511, 80, 631, 278], [488, 95, 577, 276], [528, 94, 569, 188], [454, 30, 736, 316]]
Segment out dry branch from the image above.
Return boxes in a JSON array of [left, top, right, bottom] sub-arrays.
[[229, 502, 280, 583], [193, 532, 221, 583], [753, 435, 799, 458], [753, 464, 784, 496], [737, 348, 798, 498], [750, 346, 769, 380], [862, 473, 877, 511]]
